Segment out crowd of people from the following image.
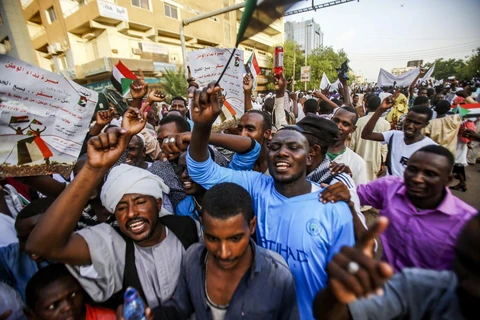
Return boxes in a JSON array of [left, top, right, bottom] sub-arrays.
[[0, 66, 479, 320]]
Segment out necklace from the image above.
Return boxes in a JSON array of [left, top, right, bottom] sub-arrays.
[[193, 196, 202, 211]]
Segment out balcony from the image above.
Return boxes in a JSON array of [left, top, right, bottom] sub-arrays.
[[32, 30, 48, 50], [65, 0, 129, 35]]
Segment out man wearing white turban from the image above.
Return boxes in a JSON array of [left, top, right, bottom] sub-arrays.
[[26, 109, 200, 310]]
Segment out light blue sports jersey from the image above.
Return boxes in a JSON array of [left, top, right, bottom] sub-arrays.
[[187, 151, 355, 320]]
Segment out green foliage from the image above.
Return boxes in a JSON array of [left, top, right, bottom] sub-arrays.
[[160, 68, 188, 98], [424, 48, 480, 81], [267, 40, 350, 91]]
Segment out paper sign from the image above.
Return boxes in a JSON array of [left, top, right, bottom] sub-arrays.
[[0, 55, 98, 177], [188, 48, 244, 131], [301, 66, 311, 82]]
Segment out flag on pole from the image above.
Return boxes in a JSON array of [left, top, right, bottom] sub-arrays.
[[236, 0, 299, 46], [320, 72, 331, 90], [245, 52, 261, 79], [452, 103, 480, 118], [111, 61, 137, 96], [31, 119, 43, 125]]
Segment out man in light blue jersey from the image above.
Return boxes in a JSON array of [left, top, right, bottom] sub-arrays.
[[183, 76, 355, 320]]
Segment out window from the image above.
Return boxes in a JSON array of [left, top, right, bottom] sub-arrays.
[[46, 6, 56, 23], [164, 3, 178, 19], [132, 0, 150, 10]]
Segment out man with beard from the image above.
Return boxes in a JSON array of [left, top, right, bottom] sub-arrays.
[[186, 79, 354, 320], [313, 212, 480, 320], [362, 96, 437, 177], [26, 110, 200, 309]]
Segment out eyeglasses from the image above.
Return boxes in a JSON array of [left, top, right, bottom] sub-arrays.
[[279, 125, 313, 135]]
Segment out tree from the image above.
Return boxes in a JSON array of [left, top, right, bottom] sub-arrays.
[[160, 68, 188, 98], [424, 48, 480, 81], [267, 41, 351, 91]]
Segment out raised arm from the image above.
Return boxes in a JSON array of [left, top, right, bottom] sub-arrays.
[[26, 106, 147, 265], [361, 97, 394, 141], [339, 73, 352, 107], [273, 72, 288, 128], [408, 69, 424, 98], [15, 175, 66, 198], [290, 91, 299, 118], [188, 82, 223, 162], [89, 107, 115, 136], [130, 69, 148, 109], [313, 218, 393, 320], [162, 131, 256, 156], [313, 91, 338, 111], [243, 74, 253, 112]]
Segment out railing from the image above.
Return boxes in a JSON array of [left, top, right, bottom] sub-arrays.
[[63, 0, 93, 18], [31, 28, 46, 40]]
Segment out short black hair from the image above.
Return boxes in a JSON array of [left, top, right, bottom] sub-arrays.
[[427, 88, 435, 97], [319, 101, 333, 114], [304, 99, 319, 114], [17, 198, 55, 221], [159, 114, 191, 132], [367, 96, 381, 111], [25, 264, 77, 309], [202, 182, 253, 222], [414, 145, 454, 169], [413, 96, 430, 107], [297, 115, 339, 155], [409, 105, 433, 122], [331, 98, 342, 107], [170, 96, 187, 105], [435, 100, 451, 116], [418, 87, 428, 93], [246, 110, 272, 131], [262, 97, 275, 113], [338, 106, 359, 125]]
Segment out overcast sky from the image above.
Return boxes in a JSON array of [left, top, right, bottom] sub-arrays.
[[285, 0, 480, 82]]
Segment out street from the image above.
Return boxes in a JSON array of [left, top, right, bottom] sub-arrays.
[[451, 163, 480, 210]]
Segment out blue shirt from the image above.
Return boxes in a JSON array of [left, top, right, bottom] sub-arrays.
[[0, 243, 46, 301], [187, 152, 355, 320], [348, 269, 464, 320], [163, 241, 299, 319], [175, 196, 200, 222]]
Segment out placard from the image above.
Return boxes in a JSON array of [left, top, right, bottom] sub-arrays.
[[0, 55, 98, 177]]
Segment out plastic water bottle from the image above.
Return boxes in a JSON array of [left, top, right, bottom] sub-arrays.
[[123, 287, 146, 320]]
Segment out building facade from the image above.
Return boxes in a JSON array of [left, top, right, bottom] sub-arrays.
[[284, 18, 323, 55], [5, 0, 282, 90], [391, 66, 416, 76]]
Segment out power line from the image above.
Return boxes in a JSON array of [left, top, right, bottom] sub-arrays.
[[348, 41, 480, 57]]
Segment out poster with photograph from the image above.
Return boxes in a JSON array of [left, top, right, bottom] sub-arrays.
[[0, 55, 98, 177]]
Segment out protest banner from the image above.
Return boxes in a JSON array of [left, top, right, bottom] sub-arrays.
[[0, 55, 98, 178], [301, 66, 311, 82], [188, 48, 244, 132]]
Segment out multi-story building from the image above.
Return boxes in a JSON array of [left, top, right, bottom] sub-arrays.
[[391, 66, 416, 76], [284, 18, 323, 55], [6, 0, 282, 91]]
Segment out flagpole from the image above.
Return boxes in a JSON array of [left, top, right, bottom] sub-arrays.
[[292, 44, 296, 92]]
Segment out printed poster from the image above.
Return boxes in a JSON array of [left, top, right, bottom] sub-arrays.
[[188, 48, 244, 131], [0, 55, 98, 177]]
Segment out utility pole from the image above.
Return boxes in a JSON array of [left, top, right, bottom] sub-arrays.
[[292, 44, 296, 92]]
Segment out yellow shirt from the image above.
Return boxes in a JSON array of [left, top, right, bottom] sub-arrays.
[[423, 114, 461, 157]]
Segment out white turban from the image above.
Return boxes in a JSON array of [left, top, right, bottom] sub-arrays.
[[101, 164, 170, 213]]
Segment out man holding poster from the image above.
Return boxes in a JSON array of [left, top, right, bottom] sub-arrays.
[[0, 55, 98, 178]]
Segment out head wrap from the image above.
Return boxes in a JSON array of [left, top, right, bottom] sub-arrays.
[[101, 164, 170, 213]]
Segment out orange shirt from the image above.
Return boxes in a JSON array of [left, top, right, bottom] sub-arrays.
[[85, 304, 116, 320]]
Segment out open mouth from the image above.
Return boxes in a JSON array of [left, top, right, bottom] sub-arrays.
[[183, 181, 193, 190], [127, 219, 148, 234], [275, 161, 291, 172]]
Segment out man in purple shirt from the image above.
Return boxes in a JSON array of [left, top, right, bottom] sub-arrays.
[[357, 145, 476, 271]]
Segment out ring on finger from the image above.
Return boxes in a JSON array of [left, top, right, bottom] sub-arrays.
[[169, 137, 176, 144], [163, 138, 169, 144], [347, 261, 360, 275]]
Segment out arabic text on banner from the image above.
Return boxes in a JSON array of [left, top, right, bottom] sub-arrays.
[[187, 48, 244, 131], [0, 55, 98, 177]]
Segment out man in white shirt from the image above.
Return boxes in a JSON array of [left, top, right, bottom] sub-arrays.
[[350, 96, 390, 182], [362, 97, 437, 177], [328, 106, 367, 186]]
